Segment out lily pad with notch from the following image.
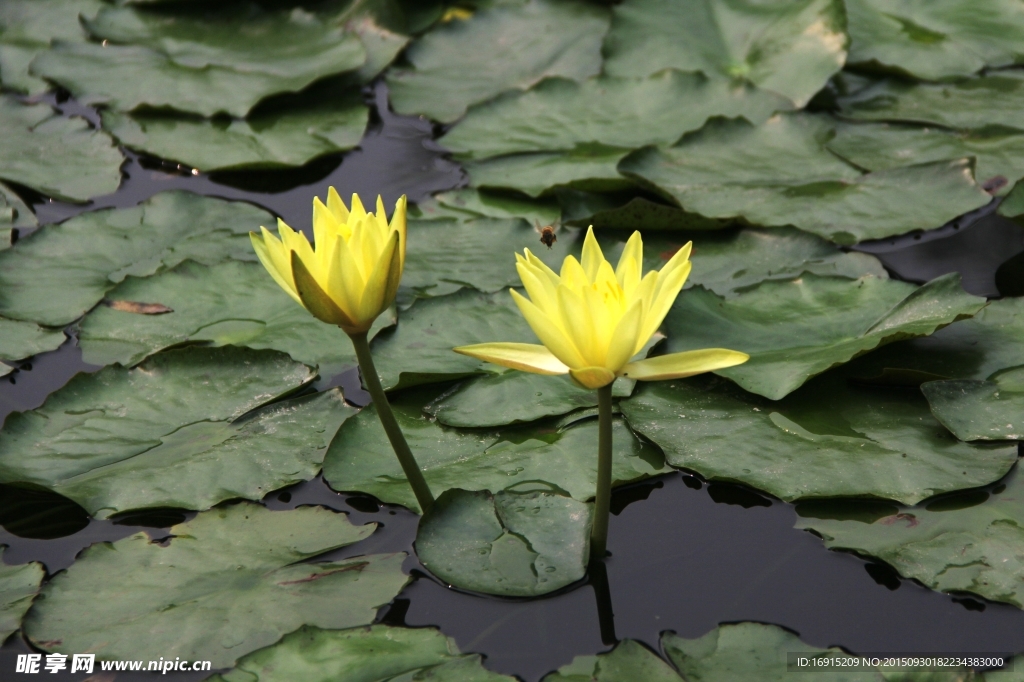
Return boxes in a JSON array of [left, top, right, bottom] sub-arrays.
[[542, 639, 682, 682], [418, 188, 562, 227], [0, 181, 35, 235], [922, 366, 1024, 441], [0, 547, 43, 642], [24, 503, 409, 668], [416, 488, 592, 597], [0, 317, 65, 378], [464, 148, 632, 198]]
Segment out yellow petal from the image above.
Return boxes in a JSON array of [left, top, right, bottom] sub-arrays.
[[620, 349, 749, 381], [250, 228, 300, 302], [660, 241, 692, 280], [291, 251, 357, 328], [374, 195, 390, 235], [391, 195, 408, 270], [523, 248, 560, 287], [557, 285, 597, 363], [453, 342, 570, 375], [605, 299, 644, 373], [312, 197, 336, 249], [569, 366, 616, 389], [559, 255, 589, 291], [616, 231, 643, 292], [580, 226, 605, 282], [349, 193, 367, 223], [517, 261, 559, 316], [641, 260, 691, 343], [327, 186, 349, 223], [510, 289, 587, 369], [357, 230, 400, 327], [330, 233, 365, 317]]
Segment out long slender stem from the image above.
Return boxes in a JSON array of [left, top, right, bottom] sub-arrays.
[[591, 384, 614, 559], [350, 332, 435, 513]]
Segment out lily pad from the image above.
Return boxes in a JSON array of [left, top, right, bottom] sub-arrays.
[[323, 389, 669, 513], [620, 371, 1018, 505], [440, 71, 788, 161], [416, 488, 591, 597], [827, 122, 1024, 196], [0, 0, 105, 94], [0, 318, 65, 378], [922, 366, 1024, 441], [24, 503, 409, 667], [620, 115, 991, 245], [542, 640, 682, 682], [0, 181, 34, 233], [465, 148, 631, 198], [211, 625, 515, 682], [796, 464, 1024, 609], [558, 190, 725, 232], [602, 0, 847, 108], [423, 189, 562, 227], [0, 346, 340, 518], [845, 0, 1024, 81], [838, 73, 1024, 132], [0, 95, 122, 203], [386, 0, 609, 123], [0, 191, 273, 327], [0, 548, 43, 642], [662, 273, 986, 400], [78, 260, 367, 376]]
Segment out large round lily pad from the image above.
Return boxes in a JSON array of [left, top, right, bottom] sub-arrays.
[[386, 0, 609, 123], [602, 0, 847, 108], [0, 191, 273, 327], [922, 366, 1024, 441], [620, 372, 1018, 506], [416, 488, 592, 597], [0, 317, 65, 378], [211, 625, 515, 682], [796, 464, 1024, 609], [24, 503, 409, 667], [542, 639, 682, 682], [0, 347, 348, 518], [324, 389, 669, 513], [620, 115, 991, 245], [0, 95, 122, 203], [0, 547, 43, 642], [662, 273, 985, 400]]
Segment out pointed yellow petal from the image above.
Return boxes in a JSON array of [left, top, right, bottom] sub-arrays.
[[291, 252, 357, 328], [641, 260, 691, 343], [616, 231, 643, 292], [605, 299, 644, 373], [580, 226, 605, 282], [510, 289, 587, 368], [620, 349, 749, 381], [327, 186, 349, 223], [392, 195, 408, 270], [357, 231, 400, 326], [660, 241, 692, 279], [559, 255, 588, 290], [312, 198, 337, 249], [251, 230, 301, 304], [453, 342, 569, 375], [374, 195, 390, 234], [523, 248, 560, 286], [558, 285, 597, 363], [349, 193, 367, 222], [569, 366, 616, 389], [517, 261, 558, 316]]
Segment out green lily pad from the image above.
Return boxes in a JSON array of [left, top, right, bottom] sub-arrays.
[[0, 95, 122, 203], [0, 346, 338, 518], [845, 0, 1024, 81], [542, 640, 682, 682], [620, 115, 991, 245], [0, 191, 273, 327], [0, 181, 34, 233], [0, 0, 105, 94], [0, 548, 43, 642], [827, 122, 1024, 195], [24, 503, 409, 667], [796, 464, 1024, 609], [838, 73, 1024, 132], [423, 188, 562, 227], [416, 488, 591, 597], [465, 148, 631, 198], [324, 389, 669, 513], [0, 318, 65, 378], [211, 625, 515, 682], [662, 273, 985, 400], [999, 180, 1024, 224], [440, 71, 788, 161], [602, 0, 847, 108], [386, 0, 609, 123], [558, 190, 725, 232], [620, 371, 1017, 505], [922, 366, 1024, 441], [78, 260, 366, 376]]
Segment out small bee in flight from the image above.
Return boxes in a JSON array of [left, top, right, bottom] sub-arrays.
[[534, 220, 557, 249]]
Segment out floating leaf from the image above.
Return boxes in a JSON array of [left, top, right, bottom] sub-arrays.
[[0, 547, 43, 642], [0, 0, 104, 94], [602, 0, 847, 108], [558, 190, 724, 232], [78, 260, 374, 377], [0, 181, 34, 235], [416, 489, 591, 597], [0, 347, 340, 518], [386, 0, 608, 123], [465, 149, 631, 198], [542, 640, 682, 682], [662, 273, 985, 400], [324, 389, 668, 513], [796, 465, 1024, 609], [441, 71, 787, 161], [0, 317, 65, 378], [845, 0, 1024, 81], [211, 625, 515, 682], [25, 503, 408, 667], [423, 189, 562, 227], [620, 371, 1017, 505], [0, 95, 122, 203], [620, 115, 991, 245], [827, 122, 1024, 196], [838, 73, 1024, 132], [922, 367, 1024, 441], [0, 191, 273, 327]]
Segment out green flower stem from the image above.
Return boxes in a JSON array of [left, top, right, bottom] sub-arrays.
[[350, 332, 435, 513], [591, 383, 614, 559]]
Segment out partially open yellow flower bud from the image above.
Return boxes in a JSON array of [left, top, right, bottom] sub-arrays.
[[250, 188, 407, 335]]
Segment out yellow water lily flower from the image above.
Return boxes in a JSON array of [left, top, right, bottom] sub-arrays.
[[250, 188, 407, 335], [455, 227, 749, 389]]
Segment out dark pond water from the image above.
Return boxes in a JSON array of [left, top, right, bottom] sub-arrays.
[[4, 84, 1024, 681]]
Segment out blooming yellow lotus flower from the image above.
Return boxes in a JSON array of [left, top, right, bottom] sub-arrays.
[[455, 227, 749, 389], [250, 188, 407, 335]]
